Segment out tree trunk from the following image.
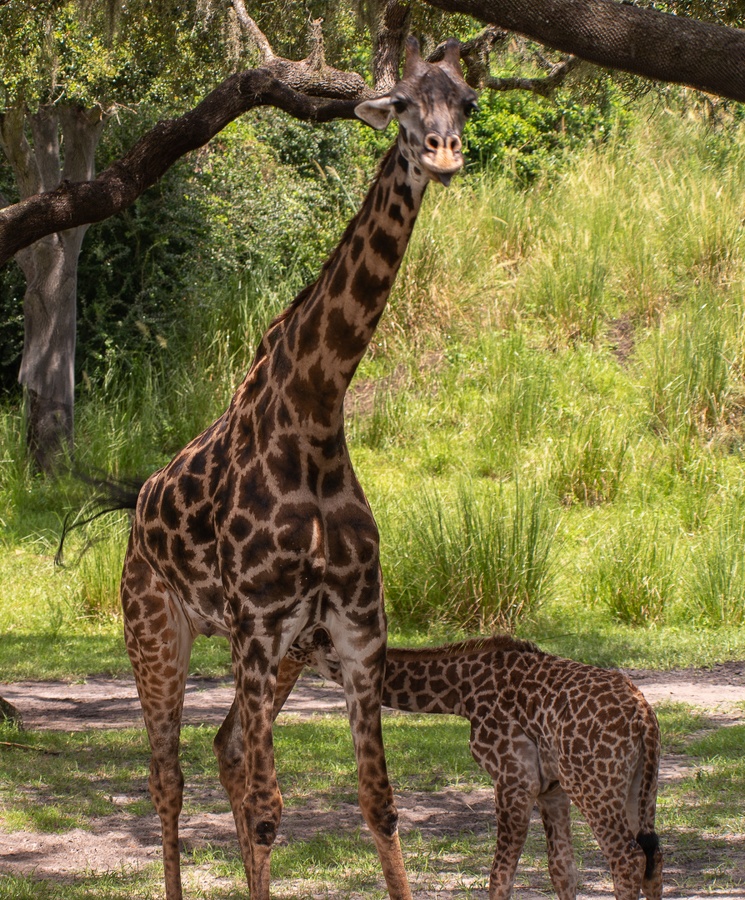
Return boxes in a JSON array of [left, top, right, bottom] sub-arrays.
[[0, 696, 23, 728], [16, 232, 81, 471], [0, 104, 105, 472]]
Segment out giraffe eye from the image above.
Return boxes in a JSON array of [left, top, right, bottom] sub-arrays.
[[464, 100, 479, 118], [392, 98, 408, 114]]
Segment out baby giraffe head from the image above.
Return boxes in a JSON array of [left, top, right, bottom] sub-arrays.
[[355, 37, 478, 186]]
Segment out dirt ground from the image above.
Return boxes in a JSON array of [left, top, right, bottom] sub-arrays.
[[2, 665, 745, 897]]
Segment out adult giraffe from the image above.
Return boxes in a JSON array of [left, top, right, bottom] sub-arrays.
[[120, 37, 477, 900]]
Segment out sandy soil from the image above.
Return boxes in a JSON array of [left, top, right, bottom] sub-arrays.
[[2, 666, 745, 897]]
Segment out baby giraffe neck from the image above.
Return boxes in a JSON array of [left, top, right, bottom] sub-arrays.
[[382, 650, 467, 717]]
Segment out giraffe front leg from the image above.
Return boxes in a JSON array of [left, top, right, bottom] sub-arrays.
[[229, 632, 285, 900], [488, 781, 534, 900], [330, 620, 412, 900], [213, 697, 253, 885], [538, 785, 577, 900]]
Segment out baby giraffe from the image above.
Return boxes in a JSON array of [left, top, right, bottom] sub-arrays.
[[278, 633, 663, 900]]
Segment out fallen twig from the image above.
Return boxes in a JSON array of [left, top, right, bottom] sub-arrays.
[[0, 740, 61, 755]]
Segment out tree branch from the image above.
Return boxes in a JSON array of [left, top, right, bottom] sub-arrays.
[[421, 0, 745, 102], [0, 71, 362, 266], [429, 26, 508, 89], [485, 54, 581, 96], [232, 4, 372, 100], [372, 1, 412, 93], [231, 0, 274, 62]]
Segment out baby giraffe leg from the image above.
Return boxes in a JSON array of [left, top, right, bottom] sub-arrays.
[[582, 806, 647, 900], [538, 785, 577, 900], [489, 781, 535, 900]]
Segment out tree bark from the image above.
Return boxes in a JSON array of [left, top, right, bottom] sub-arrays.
[[1, 105, 104, 471], [422, 0, 745, 101]]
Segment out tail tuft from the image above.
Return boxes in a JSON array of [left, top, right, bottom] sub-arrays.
[[636, 830, 660, 880], [55, 471, 146, 566]]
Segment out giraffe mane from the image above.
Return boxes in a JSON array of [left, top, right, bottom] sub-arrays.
[[388, 634, 544, 662]]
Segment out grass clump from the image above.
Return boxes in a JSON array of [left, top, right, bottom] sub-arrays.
[[388, 481, 557, 632], [584, 518, 678, 626], [686, 492, 745, 626], [549, 415, 629, 506]]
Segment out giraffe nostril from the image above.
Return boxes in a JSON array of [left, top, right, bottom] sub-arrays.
[[424, 133, 442, 151], [447, 134, 462, 154]]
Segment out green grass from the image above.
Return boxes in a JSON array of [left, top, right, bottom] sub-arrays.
[[2, 705, 744, 897]]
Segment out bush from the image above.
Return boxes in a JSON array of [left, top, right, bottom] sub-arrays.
[[465, 79, 625, 182]]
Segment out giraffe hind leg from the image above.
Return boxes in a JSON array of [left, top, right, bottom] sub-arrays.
[[229, 632, 287, 900], [538, 785, 577, 900], [121, 556, 193, 900], [637, 831, 663, 900], [579, 802, 648, 900], [213, 697, 253, 885]]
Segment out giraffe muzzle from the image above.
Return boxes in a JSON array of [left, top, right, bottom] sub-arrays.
[[421, 132, 464, 186]]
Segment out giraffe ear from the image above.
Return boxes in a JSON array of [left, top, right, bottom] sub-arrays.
[[355, 96, 395, 130]]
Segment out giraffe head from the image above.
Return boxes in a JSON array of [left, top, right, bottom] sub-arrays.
[[355, 37, 478, 186]]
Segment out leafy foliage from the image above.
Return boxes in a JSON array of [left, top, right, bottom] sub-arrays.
[[464, 78, 626, 182]]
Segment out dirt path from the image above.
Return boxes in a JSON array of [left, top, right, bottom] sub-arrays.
[[2, 666, 745, 897], [4, 661, 745, 732]]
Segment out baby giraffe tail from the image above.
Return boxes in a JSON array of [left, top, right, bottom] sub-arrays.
[[635, 701, 663, 900]]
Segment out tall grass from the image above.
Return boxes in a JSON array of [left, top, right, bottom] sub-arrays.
[[75, 514, 131, 618], [641, 293, 735, 443], [386, 481, 557, 632], [585, 518, 678, 626], [474, 331, 555, 476], [687, 492, 745, 626]]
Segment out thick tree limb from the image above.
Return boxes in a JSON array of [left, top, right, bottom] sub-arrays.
[[422, 0, 745, 102], [232, 1, 372, 99], [486, 55, 582, 95], [0, 71, 361, 266]]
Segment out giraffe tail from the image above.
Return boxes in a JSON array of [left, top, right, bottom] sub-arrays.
[[635, 700, 663, 899], [55, 471, 147, 566]]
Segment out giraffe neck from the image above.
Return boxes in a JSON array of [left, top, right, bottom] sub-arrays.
[[382, 649, 470, 717], [258, 143, 428, 433], [380, 637, 542, 718]]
